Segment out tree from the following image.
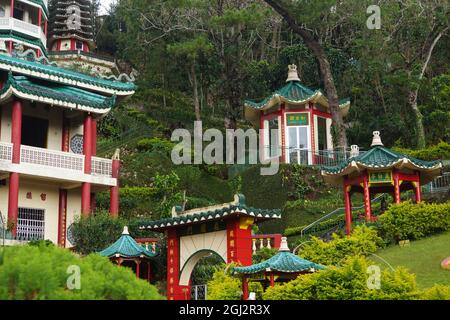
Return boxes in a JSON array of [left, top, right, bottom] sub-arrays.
[[263, 0, 349, 149]]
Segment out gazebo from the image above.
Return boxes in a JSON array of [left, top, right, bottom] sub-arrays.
[[99, 226, 157, 284], [321, 131, 443, 235], [233, 237, 325, 300]]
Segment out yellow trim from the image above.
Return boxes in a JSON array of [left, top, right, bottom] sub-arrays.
[[368, 170, 393, 185], [240, 217, 254, 230]]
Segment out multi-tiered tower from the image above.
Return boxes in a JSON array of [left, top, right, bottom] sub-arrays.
[[0, 0, 135, 247], [48, 0, 95, 53], [0, 0, 48, 57]]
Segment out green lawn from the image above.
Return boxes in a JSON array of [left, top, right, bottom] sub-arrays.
[[371, 232, 450, 289]]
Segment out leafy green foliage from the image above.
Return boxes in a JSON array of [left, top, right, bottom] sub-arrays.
[[252, 247, 278, 264], [299, 225, 384, 266], [378, 201, 450, 242], [392, 141, 450, 161], [262, 256, 418, 300], [421, 285, 450, 300], [0, 244, 163, 300], [69, 212, 125, 255], [207, 267, 242, 300]]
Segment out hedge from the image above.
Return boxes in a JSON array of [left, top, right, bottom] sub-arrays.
[[378, 201, 450, 242], [0, 244, 163, 300]]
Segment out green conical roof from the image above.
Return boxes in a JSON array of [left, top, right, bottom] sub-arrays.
[[99, 227, 156, 259], [233, 237, 325, 274]]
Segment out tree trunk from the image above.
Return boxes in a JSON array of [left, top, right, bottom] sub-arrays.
[[263, 0, 348, 150], [408, 90, 426, 149], [190, 64, 201, 121]]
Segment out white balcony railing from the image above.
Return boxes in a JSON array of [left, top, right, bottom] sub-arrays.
[[0, 142, 13, 162], [21, 145, 85, 172], [92, 157, 113, 177], [0, 17, 46, 47]]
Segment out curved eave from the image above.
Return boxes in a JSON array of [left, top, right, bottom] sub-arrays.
[[0, 60, 135, 97], [0, 84, 112, 115], [101, 252, 155, 259], [244, 92, 351, 126], [322, 159, 443, 187]]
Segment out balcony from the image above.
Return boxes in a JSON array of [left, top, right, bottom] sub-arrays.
[[0, 142, 115, 186], [0, 17, 47, 47]]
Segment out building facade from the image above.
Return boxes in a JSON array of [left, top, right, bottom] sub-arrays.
[[244, 64, 351, 166], [0, 0, 135, 247]]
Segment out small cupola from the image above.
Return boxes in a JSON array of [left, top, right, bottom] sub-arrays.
[[371, 131, 384, 147], [286, 64, 301, 82]]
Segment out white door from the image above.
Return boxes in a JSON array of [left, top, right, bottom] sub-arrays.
[[288, 126, 310, 165]]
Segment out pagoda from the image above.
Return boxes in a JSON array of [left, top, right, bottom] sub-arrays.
[[0, 0, 135, 247], [100, 226, 157, 284], [233, 237, 324, 300], [244, 64, 350, 165], [321, 132, 442, 235]]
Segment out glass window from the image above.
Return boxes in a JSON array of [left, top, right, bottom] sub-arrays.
[[76, 41, 83, 50], [0, 7, 5, 17], [267, 118, 279, 158]]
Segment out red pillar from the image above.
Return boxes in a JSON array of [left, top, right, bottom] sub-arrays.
[[110, 158, 120, 218], [81, 114, 92, 216], [58, 190, 67, 247], [344, 182, 352, 236], [44, 20, 48, 37], [270, 273, 275, 287], [393, 170, 401, 204], [38, 8, 42, 30], [8, 100, 22, 236], [415, 173, 422, 204], [61, 117, 70, 152], [136, 261, 140, 279], [167, 229, 190, 300], [242, 275, 249, 301], [363, 174, 372, 221], [10, 0, 14, 17], [227, 218, 253, 266], [280, 104, 286, 163], [147, 261, 151, 284]]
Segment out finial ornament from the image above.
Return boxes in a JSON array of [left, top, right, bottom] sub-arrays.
[[279, 237, 290, 252], [122, 226, 130, 235], [350, 145, 360, 158], [286, 64, 301, 82], [371, 131, 384, 147]]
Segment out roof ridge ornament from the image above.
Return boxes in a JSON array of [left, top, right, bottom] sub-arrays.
[[279, 237, 290, 252], [350, 145, 360, 158], [286, 64, 300, 83], [371, 131, 384, 147], [122, 226, 130, 235]]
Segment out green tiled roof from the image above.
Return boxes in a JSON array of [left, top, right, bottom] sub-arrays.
[[139, 194, 281, 231], [99, 228, 156, 259], [244, 80, 350, 110], [233, 251, 325, 274], [28, 0, 49, 16], [0, 53, 136, 93], [0, 31, 47, 55], [0, 73, 116, 112], [322, 146, 442, 174]]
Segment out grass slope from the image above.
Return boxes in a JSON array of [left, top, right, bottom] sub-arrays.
[[373, 232, 450, 289]]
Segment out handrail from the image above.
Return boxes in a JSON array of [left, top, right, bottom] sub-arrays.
[[300, 194, 386, 238]]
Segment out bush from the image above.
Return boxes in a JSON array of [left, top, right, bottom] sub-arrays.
[[69, 212, 126, 255], [420, 285, 450, 300], [136, 137, 175, 154], [299, 225, 384, 266], [0, 244, 163, 300], [392, 142, 450, 161], [378, 201, 450, 242], [207, 268, 242, 300], [262, 256, 418, 300]]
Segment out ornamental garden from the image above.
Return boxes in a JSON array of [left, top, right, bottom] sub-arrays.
[[0, 0, 449, 301]]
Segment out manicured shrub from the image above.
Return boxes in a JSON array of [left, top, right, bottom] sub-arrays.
[[207, 269, 242, 300], [420, 285, 450, 300], [377, 201, 450, 242], [299, 225, 384, 266], [0, 244, 163, 300], [69, 212, 126, 255], [262, 256, 418, 300]]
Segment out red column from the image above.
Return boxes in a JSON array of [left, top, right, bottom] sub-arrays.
[[227, 218, 253, 266], [309, 106, 316, 165], [8, 100, 22, 236], [10, 0, 14, 17], [110, 158, 120, 217], [61, 117, 70, 152], [44, 20, 48, 36], [8, 41, 12, 54], [344, 182, 352, 236], [242, 275, 249, 301], [147, 262, 151, 284], [81, 114, 92, 216], [415, 173, 422, 204], [270, 273, 275, 287], [91, 119, 97, 156], [58, 189, 67, 247], [363, 174, 372, 221], [393, 170, 401, 204], [38, 8, 42, 30], [167, 229, 190, 300], [280, 104, 286, 163], [136, 261, 140, 279]]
